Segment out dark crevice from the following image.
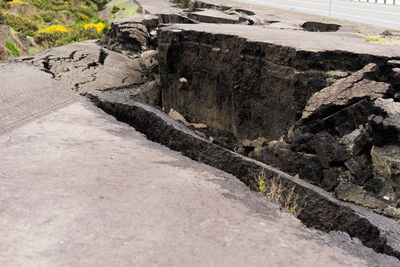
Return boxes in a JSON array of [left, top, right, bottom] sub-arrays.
[[99, 48, 108, 65], [41, 56, 55, 78], [68, 50, 77, 59], [87, 61, 98, 69]]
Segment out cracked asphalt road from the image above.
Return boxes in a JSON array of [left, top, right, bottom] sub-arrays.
[[0, 98, 395, 267], [1, 62, 399, 266]]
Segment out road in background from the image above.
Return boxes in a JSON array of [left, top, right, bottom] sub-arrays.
[[357, 0, 399, 5], [240, 0, 400, 30]]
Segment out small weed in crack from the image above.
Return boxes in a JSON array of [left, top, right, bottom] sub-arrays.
[[257, 171, 303, 217]]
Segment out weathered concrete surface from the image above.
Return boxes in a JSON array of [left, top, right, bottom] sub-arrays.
[[3, 99, 399, 266]]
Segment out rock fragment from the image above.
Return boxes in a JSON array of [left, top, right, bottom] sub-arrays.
[[303, 64, 389, 120]]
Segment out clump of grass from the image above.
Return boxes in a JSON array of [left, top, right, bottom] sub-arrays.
[[257, 171, 303, 216], [365, 36, 400, 46], [5, 40, 20, 56]]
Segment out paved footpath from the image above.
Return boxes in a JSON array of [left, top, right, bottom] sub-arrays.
[[1, 63, 399, 266]]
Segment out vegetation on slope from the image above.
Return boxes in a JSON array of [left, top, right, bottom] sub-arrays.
[[365, 36, 400, 46], [0, 0, 111, 59], [5, 39, 19, 56], [101, 0, 141, 21]]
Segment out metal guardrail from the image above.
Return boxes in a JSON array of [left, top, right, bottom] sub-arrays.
[[354, 0, 400, 5]]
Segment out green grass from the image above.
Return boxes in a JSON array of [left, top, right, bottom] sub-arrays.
[[5, 40, 20, 57], [365, 36, 400, 46], [106, 0, 139, 19], [29, 46, 39, 54], [111, 5, 120, 14], [257, 172, 303, 217]]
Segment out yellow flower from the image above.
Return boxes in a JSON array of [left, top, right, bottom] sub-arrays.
[[83, 23, 105, 33], [36, 25, 69, 34], [78, 13, 89, 21], [7, 0, 24, 5]]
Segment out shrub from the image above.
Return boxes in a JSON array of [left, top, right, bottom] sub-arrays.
[[36, 24, 103, 47], [3, 13, 40, 36], [7, 0, 24, 5], [111, 5, 120, 14], [91, 0, 110, 10], [31, 0, 69, 11], [83, 22, 105, 33], [55, 27, 100, 46], [0, 9, 5, 23], [39, 12, 52, 23], [5, 40, 20, 56], [35, 25, 70, 46], [78, 13, 88, 21], [37, 25, 69, 34]]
